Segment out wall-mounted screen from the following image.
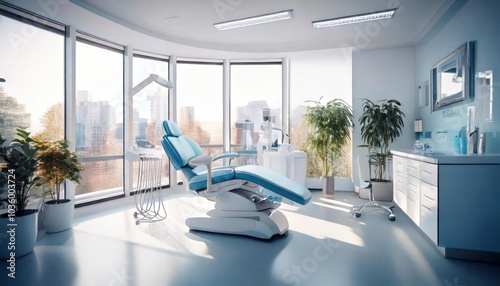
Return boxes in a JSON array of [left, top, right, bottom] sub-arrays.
[[431, 41, 474, 111]]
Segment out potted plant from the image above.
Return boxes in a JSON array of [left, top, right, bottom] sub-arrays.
[[35, 138, 83, 233], [304, 97, 354, 197], [0, 128, 42, 259], [358, 98, 405, 200]]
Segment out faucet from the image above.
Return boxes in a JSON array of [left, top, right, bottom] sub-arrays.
[[423, 143, 432, 153]]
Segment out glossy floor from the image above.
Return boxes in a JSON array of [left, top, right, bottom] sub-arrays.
[[1, 190, 499, 286]]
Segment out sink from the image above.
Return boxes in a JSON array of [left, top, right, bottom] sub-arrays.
[[425, 152, 446, 156]]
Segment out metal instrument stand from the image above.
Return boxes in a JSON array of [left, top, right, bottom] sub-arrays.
[[126, 147, 167, 225]]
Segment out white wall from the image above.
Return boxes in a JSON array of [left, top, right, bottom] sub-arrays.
[[288, 48, 352, 127], [352, 46, 416, 185]]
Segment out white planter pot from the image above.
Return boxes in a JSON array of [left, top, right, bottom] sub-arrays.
[[44, 199, 74, 233], [370, 180, 394, 202], [0, 209, 38, 259]]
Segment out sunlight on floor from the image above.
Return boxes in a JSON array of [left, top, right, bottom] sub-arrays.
[[73, 198, 215, 259], [282, 210, 365, 247]]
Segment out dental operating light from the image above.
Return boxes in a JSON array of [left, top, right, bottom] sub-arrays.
[[130, 73, 173, 96]]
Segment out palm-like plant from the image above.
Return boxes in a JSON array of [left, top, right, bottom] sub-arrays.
[[359, 99, 405, 181], [304, 97, 354, 177], [35, 139, 83, 203]]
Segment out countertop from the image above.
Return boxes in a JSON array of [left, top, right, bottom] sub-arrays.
[[391, 149, 500, 165]]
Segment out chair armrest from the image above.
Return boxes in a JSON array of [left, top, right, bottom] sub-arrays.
[[188, 154, 212, 167], [212, 152, 240, 162], [188, 154, 213, 192]]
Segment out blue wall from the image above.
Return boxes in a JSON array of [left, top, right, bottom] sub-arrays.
[[416, 0, 500, 153]]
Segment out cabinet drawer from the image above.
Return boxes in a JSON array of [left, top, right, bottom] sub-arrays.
[[407, 175, 419, 192], [421, 191, 437, 211], [407, 159, 420, 178], [420, 204, 437, 244], [407, 187, 420, 203], [393, 156, 407, 174], [421, 181, 437, 201], [420, 162, 437, 185], [394, 179, 406, 194], [394, 190, 407, 212], [407, 199, 420, 226]]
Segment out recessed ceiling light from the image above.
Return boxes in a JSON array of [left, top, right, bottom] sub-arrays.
[[214, 10, 293, 31], [312, 8, 397, 28]]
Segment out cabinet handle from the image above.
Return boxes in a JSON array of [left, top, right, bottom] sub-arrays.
[[423, 194, 434, 200], [422, 205, 432, 211]]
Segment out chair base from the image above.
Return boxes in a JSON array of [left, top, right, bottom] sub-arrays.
[[186, 208, 289, 239], [350, 201, 396, 221], [188, 187, 289, 239]]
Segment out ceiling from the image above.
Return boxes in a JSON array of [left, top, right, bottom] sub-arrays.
[[69, 0, 452, 53]]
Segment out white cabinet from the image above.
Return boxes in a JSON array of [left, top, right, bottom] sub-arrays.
[[392, 156, 407, 213], [392, 150, 500, 262], [406, 159, 420, 225], [393, 156, 435, 235], [418, 161, 438, 244], [420, 180, 438, 244], [263, 150, 307, 186], [392, 155, 420, 224]]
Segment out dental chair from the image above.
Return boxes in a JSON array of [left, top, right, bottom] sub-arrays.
[[161, 120, 311, 239]]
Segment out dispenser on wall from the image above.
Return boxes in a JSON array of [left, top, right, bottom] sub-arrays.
[[467, 106, 479, 154]]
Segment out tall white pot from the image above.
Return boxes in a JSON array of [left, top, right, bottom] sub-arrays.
[[44, 199, 74, 233], [0, 209, 38, 259], [322, 176, 335, 198]]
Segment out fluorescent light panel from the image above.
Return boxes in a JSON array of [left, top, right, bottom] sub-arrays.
[[312, 8, 397, 28], [214, 10, 293, 31]]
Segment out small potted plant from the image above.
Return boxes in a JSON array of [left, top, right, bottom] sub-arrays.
[[304, 97, 354, 197], [358, 98, 405, 199], [0, 128, 42, 259], [35, 138, 83, 233]]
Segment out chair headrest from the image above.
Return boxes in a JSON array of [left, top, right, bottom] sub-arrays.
[[163, 120, 182, 137]]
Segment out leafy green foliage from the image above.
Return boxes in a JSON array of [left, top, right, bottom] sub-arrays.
[[35, 138, 84, 203], [359, 99, 405, 181], [0, 128, 42, 216], [304, 97, 354, 177]]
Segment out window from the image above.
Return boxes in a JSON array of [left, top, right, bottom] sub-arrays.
[[177, 60, 224, 159], [0, 14, 64, 141], [288, 52, 353, 177], [0, 11, 65, 208], [132, 52, 170, 189], [75, 35, 124, 202], [230, 62, 282, 165]]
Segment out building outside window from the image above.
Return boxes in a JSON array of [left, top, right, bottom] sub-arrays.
[[176, 60, 223, 163], [230, 62, 282, 165], [131, 53, 170, 189], [75, 36, 124, 202]]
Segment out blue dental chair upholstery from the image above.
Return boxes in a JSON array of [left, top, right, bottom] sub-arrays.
[[161, 120, 311, 239]]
